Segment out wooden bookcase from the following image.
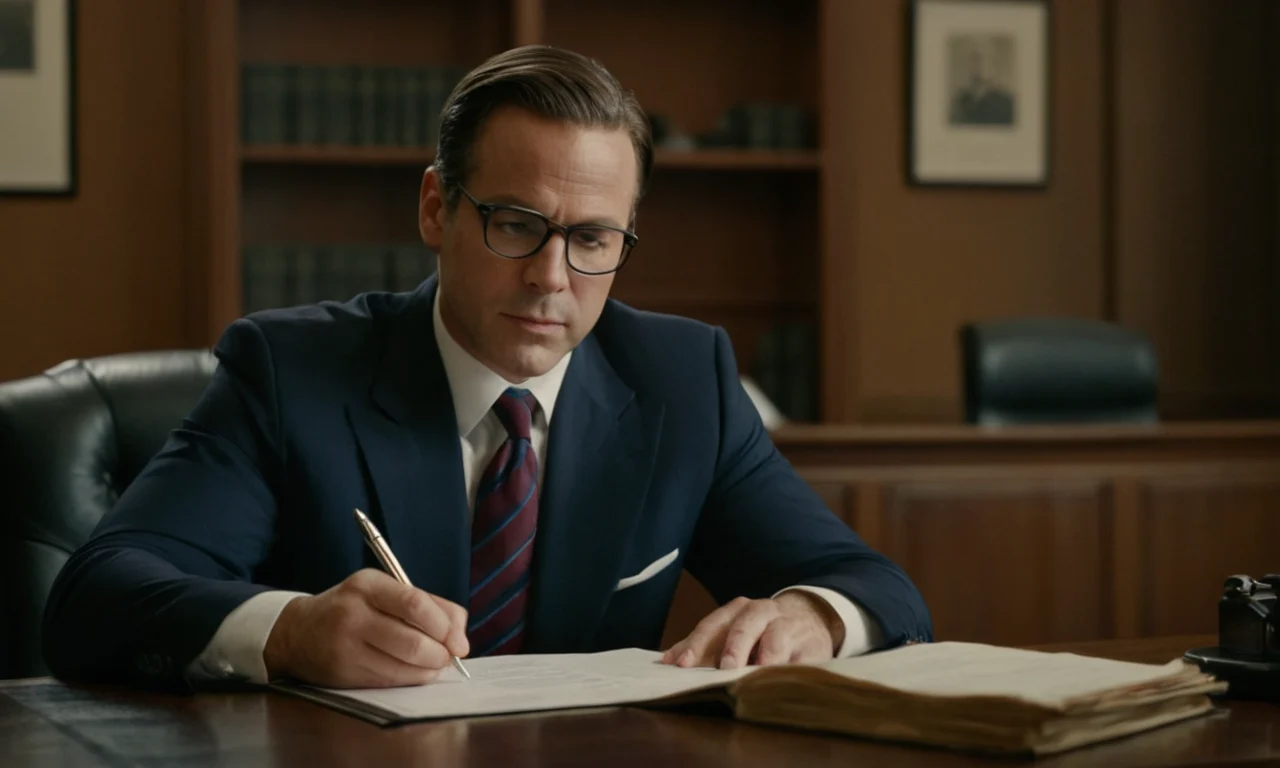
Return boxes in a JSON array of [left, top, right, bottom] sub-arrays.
[[186, 0, 828, 420]]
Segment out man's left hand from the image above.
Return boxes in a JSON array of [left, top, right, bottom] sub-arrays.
[[660, 592, 845, 669]]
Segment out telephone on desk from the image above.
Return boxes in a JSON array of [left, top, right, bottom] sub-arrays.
[[1184, 574, 1280, 700]]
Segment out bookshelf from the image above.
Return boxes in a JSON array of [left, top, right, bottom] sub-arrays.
[[241, 145, 822, 171], [187, 0, 827, 422]]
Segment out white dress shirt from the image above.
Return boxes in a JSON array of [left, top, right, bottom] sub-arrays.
[[188, 292, 880, 683]]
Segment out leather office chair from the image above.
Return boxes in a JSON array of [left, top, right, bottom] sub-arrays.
[[960, 317, 1159, 425], [0, 349, 216, 679]]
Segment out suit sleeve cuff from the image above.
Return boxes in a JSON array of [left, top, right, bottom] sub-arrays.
[[185, 590, 310, 684], [774, 585, 885, 658]]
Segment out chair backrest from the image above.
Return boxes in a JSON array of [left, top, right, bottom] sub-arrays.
[[960, 317, 1159, 426], [0, 349, 216, 679]]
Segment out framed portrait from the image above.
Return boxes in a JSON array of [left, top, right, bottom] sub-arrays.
[[907, 0, 1050, 187], [0, 0, 75, 195]]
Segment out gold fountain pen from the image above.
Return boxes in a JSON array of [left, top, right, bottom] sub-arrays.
[[353, 508, 472, 680]]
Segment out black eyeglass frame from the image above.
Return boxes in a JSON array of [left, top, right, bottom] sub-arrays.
[[457, 185, 639, 276]]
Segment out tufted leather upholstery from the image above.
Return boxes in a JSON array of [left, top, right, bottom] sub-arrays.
[[0, 349, 216, 679], [961, 317, 1159, 426]]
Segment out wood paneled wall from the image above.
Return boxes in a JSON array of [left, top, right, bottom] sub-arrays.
[[822, 0, 1280, 424], [661, 423, 1280, 649], [0, 1, 1275, 426], [0, 0, 190, 383], [822, 0, 1107, 424], [1114, 0, 1280, 420]]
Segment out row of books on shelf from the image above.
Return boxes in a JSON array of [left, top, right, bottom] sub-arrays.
[[241, 63, 465, 148], [242, 243, 437, 314], [652, 103, 816, 152], [242, 242, 816, 422], [751, 321, 818, 423]]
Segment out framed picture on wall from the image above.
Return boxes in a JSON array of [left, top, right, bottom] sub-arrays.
[[0, 0, 75, 195], [907, 0, 1050, 187]]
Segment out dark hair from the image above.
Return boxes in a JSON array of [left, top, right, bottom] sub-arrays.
[[434, 45, 653, 214]]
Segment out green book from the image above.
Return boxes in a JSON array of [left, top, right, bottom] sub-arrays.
[[744, 103, 774, 149], [424, 68, 450, 146], [355, 244, 389, 295], [323, 65, 355, 146], [243, 245, 291, 313], [240, 64, 264, 144], [311, 245, 341, 302], [787, 321, 818, 422], [375, 68, 400, 146], [400, 68, 426, 147], [294, 66, 323, 145], [751, 324, 784, 416], [353, 67, 378, 146], [392, 243, 435, 292], [242, 64, 289, 144], [291, 246, 319, 306], [773, 105, 812, 150]]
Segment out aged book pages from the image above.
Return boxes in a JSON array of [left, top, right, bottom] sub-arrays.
[[274, 642, 1226, 755]]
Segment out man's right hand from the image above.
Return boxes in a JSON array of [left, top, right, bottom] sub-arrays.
[[263, 569, 470, 688]]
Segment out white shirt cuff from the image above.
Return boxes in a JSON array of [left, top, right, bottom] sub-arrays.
[[774, 585, 884, 657], [185, 590, 310, 684]]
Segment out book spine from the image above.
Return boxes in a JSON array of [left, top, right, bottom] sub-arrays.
[[376, 68, 400, 146], [240, 64, 263, 144], [294, 66, 322, 145], [323, 65, 355, 146], [424, 68, 448, 147], [292, 245, 318, 306], [243, 245, 290, 313], [401, 68, 425, 147], [354, 67, 378, 146]]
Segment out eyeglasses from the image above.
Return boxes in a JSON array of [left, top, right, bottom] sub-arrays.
[[457, 185, 638, 276]]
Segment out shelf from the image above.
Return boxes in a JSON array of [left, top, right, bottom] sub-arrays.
[[242, 145, 434, 166], [652, 149, 820, 171], [615, 296, 816, 312], [241, 145, 821, 171]]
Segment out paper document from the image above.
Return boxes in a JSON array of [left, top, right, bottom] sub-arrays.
[[817, 642, 1208, 709], [279, 649, 752, 722]]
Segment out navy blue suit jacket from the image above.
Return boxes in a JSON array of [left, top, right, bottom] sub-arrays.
[[43, 277, 931, 688]]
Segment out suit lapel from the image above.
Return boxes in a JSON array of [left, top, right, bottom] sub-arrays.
[[347, 277, 471, 607], [526, 334, 665, 652]]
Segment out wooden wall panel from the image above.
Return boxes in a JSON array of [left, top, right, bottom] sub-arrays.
[[821, 0, 1107, 423], [239, 0, 510, 68], [0, 0, 190, 383], [1136, 469, 1280, 637], [546, 0, 819, 138], [881, 479, 1111, 645], [663, 426, 1280, 650], [1114, 0, 1280, 420]]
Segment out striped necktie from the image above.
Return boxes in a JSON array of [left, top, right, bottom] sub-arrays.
[[467, 387, 539, 656]]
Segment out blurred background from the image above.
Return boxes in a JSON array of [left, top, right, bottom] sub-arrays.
[[1, 0, 1278, 666], [0, 0, 1275, 425]]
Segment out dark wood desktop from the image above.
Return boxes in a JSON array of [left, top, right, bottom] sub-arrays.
[[2, 635, 1276, 767]]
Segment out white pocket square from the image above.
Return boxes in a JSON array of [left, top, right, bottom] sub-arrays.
[[614, 548, 680, 591]]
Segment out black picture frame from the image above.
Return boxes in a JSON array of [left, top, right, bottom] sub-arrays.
[[906, 0, 1051, 189], [0, 0, 76, 197]]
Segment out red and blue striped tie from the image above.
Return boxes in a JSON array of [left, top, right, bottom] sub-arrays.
[[467, 387, 539, 656]]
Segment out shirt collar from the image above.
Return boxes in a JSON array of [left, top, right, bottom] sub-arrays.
[[432, 288, 572, 438]]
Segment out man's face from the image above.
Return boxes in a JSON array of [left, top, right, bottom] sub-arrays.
[[420, 107, 638, 383]]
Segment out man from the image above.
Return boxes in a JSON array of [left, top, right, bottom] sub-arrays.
[[949, 43, 1015, 127], [43, 45, 931, 691]]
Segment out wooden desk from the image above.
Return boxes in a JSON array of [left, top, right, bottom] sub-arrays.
[[664, 421, 1280, 650], [1, 636, 1275, 767]]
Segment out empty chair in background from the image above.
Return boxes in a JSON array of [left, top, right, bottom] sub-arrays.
[[960, 317, 1159, 426]]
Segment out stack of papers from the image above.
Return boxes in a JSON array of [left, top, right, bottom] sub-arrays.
[[274, 641, 1226, 756]]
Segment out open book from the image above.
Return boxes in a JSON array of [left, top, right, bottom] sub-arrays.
[[272, 641, 1227, 756]]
